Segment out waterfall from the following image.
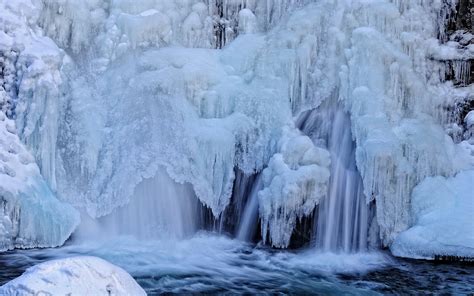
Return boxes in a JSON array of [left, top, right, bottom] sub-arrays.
[[298, 103, 370, 252], [236, 174, 263, 241], [75, 168, 200, 241]]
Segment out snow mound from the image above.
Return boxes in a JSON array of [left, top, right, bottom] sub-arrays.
[[0, 256, 145, 295], [391, 170, 474, 259], [259, 127, 330, 248], [0, 112, 79, 251]]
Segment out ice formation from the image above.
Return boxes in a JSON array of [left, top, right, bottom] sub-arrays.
[[0, 0, 79, 251], [0, 112, 79, 251], [259, 127, 330, 247], [391, 170, 474, 259], [0, 256, 146, 295], [0, 0, 472, 254]]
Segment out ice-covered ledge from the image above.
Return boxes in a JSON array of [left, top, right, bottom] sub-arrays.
[[0, 256, 146, 295], [391, 170, 474, 261]]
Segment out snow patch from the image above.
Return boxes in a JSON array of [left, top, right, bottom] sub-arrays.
[[391, 170, 474, 260], [0, 256, 145, 295]]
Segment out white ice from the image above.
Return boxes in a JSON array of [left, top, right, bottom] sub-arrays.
[[391, 170, 474, 259], [259, 127, 330, 247], [0, 111, 79, 251]]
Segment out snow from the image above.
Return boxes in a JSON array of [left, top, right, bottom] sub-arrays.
[[391, 170, 474, 259], [0, 256, 146, 295], [0, 112, 79, 251]]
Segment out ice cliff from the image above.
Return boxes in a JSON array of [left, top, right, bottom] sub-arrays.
[[0, 111, 79, 251], [0, 0, 472, 255]]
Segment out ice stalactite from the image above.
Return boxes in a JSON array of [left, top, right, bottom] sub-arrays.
[[0, 111, 79, 251], [0, 0, 79, 251], [258, 127, 330, 248], [389, 0, 474, 259]]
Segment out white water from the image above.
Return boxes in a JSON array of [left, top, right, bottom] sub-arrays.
[[316, 110, 369, 252], [75, 168, 199, 241], [299, 104, 370, 252], [1, 234, 391, 294], [236, 174, 262, 241]]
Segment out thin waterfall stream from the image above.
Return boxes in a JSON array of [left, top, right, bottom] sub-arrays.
[[297, 102, 372, 253]]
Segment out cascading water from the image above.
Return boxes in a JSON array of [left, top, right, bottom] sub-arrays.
[[75, 168, 200, 241], [236, 174, 263, 241], [298, 102, 370, 252]]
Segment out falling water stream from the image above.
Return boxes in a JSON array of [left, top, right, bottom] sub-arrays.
[[297, 101, 372, 252], [314, 109, 369, 252]]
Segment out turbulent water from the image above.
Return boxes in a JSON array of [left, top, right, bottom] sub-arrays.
[[0, 234, 473, 295]]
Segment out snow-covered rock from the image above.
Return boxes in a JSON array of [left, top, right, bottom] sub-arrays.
[[391, 170, 474, 260], [0, 256, 146, 295], [0, 112, 79, 251]]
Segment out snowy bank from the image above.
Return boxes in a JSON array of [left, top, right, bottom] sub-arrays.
[[391, 170, 474, 260], [0, 256, 145, 295]]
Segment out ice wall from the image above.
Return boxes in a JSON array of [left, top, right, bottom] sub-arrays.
[[0, 0, 79, 251], [0, 111, 79, 251]]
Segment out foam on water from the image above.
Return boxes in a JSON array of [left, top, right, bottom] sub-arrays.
[[0, 233, 390, 294]]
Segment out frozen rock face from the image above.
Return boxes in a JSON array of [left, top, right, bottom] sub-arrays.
[[391, 170, 474, 260], [1, 0, 472, 251], [259, 127, 330, 248], [0, 0, 79, 251], [0, 112, 79, 251], [0, 256, 146, 295]]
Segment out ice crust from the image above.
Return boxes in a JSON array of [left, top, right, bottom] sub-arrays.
[[391, 170, 474, 259], [1, 0, 472, 251], [0, 256, 146, 295]]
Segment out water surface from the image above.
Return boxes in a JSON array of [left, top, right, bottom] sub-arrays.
[[0, 233, 472, 295]]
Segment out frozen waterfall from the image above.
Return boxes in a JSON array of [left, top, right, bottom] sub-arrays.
[[1, 0, 473, 262]]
